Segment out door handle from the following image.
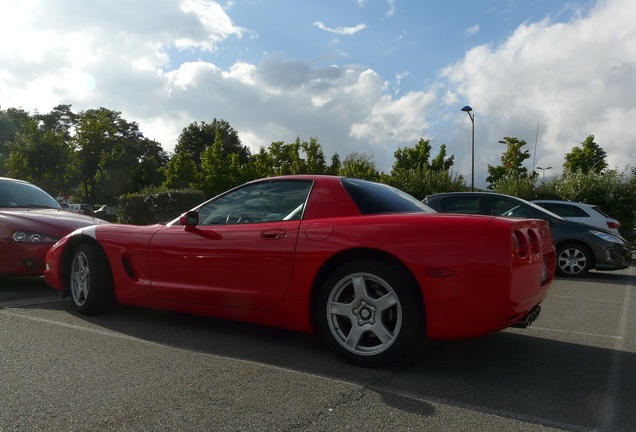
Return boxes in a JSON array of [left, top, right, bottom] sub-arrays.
[[260, 229, 287, 240]]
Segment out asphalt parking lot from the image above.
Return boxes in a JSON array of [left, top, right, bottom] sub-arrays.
[[1, 267, 634, 432]]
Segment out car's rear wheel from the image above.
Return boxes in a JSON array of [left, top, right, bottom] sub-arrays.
[[556, 243, 592, 277], [316, 260, 423, 367], [69, 243, 115, 314]]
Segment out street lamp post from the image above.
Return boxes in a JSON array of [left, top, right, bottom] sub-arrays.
[[461, 105, 475, 191], [536, 166, 552, 181]]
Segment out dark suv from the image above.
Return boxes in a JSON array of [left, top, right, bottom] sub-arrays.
[[424, 192, 631, 277]]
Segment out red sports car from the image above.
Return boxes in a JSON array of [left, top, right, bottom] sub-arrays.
[[45, 176, 555, 366], [0, 177, 108, 277]]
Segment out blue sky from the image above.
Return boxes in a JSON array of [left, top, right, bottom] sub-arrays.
[[1, 0, 633, 188]]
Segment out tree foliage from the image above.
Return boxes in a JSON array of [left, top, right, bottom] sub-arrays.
[[4, 116, 77, 195], [486, 137, 536, 189], [198, 130, 244, 197], [338, 152, 380, 181], [389, 138, 462, 197], [391, 139, 454, 175], [163, 151, 198, 190], [73, 108, 168, 203], [388, 168, 465, 200], [563, 135, 607, 174], [174, 119, 250, 167], [0, 108, 33, 177]]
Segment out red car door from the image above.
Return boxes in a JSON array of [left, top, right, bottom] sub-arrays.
[[146, 219, 301, 311], [146, 179, 312, 312]]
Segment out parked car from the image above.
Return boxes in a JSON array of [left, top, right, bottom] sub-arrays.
[[0, 177, 109, 277], [531, 200, 621, 235], [424, 192, 631, 278], [68, 203, 94, 216], [45, 175, 555, 367]]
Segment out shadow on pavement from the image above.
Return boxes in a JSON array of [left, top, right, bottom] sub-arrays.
[[25, 298, 635, 432]]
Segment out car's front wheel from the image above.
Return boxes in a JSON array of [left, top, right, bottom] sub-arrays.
[[316, 260, 424, 367], [556, 243, 593, 277], [69, 243, 115, 314]]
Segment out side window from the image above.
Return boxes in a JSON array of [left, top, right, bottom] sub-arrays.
[[562, 205, 588, 217], [197, 180, 312, 225], [439, 196, 480, 214], [490, 198, 537, 218]]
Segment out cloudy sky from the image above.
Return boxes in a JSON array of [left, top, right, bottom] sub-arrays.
[[1, 0, 634, 187]]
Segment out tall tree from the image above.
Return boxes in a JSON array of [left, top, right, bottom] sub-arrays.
[[563, 135, 607, 174], [5, 116, 77, 195], [198, 130, 244, 197], [73, 108, 155, 203], [244, 137, 333, 178], [300, 137, 329, 174], [486, 137, 536, 190], [339, 152, 380, 181], [163, 151, 199, 189], [94, 134, 168, 203], [390, 139, 459, 195], [0, 108, 32, 176], [36, 104, 77, 138], [132, 138, 169, 191], [174, 119, 250, 167], [391, 139, 454, 175]]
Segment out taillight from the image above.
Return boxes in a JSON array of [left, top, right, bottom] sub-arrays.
[[607, 221, 620, 229], [527, 229, 541, 255], [512, 230, 530, 258]]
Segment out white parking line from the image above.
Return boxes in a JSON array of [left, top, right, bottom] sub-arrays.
[[549, 294, 623, 304], [0, 296, 64, 309], [598, 265, 633, 431], [526, 326, 623, 340]]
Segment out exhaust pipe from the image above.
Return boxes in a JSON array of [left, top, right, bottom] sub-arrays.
[[512, 305, 541, 328]]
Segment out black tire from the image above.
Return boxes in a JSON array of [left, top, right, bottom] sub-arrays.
[[556, 243, 593, 277], [316, 260, 424, 367], [69, 243, 115, 314]]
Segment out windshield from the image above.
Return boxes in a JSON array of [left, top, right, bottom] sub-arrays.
[[0, 179, 62, 209], [341, 178, 435, 214]]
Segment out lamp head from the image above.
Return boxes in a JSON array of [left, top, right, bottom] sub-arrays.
[[461, 105, 473, 112]]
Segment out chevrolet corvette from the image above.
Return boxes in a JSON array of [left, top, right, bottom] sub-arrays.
[[45, 175, 556, 367]]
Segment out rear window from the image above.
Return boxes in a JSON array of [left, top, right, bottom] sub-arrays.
[[341, 178, 434, 214]]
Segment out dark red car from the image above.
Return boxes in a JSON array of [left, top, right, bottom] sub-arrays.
[[0, 177, 108, 277], [45, 176, 555, 366]]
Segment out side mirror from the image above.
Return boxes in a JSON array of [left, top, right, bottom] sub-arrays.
[[179, 211, 199, 226]]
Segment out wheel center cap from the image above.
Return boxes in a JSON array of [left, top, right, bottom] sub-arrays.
[[353, 300, 376, 325]]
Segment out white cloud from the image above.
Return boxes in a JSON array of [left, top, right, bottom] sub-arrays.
[[313, 22, 367, 36], [1, 0, 634, 184], [440, 0, 636, 183], [466, 25, 480, 35]]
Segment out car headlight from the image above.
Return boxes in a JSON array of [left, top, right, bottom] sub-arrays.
[[11, 231, 59, 243], [590, 230, 625, 244]]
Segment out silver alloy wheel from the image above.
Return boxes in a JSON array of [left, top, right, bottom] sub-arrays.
[[70, 251, 90, 307], [326, 272, 402, 357], [557, 247, 587, 276]]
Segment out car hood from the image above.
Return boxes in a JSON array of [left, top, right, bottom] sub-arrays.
[[0, 208, 109, 237]]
